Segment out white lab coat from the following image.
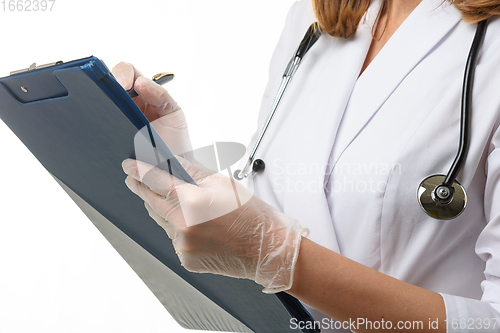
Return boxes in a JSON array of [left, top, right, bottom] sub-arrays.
[[250, 0, 500, 332]]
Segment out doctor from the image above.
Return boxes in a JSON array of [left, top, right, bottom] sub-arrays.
[[115, 0, 500, 332]]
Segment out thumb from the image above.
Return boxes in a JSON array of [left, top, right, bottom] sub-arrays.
[[112, 62, 143, 91], [134, 76, 182, 119]]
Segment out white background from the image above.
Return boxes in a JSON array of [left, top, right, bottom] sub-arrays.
[[0, 0, 297, 332]]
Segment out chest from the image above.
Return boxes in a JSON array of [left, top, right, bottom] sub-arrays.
[[252, 16, 500, 252]]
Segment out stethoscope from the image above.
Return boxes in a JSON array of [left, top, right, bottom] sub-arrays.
[[235, 20, 489, 220]]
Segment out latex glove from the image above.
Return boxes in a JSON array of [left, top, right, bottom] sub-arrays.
[[112, 62, 192, 155], [122, 157, 308, 294]]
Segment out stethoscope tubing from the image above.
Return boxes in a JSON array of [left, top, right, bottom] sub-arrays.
[[237, 19, 489, 220], [235, 23, 321, 180], [443, 20, 488, 188]]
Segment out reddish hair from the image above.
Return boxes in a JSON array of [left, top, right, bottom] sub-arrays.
[[312, 0, 500, 38]]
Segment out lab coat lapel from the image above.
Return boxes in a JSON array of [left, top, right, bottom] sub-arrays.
[[281, 2, 381, 253], [328, 0, 462, 171]]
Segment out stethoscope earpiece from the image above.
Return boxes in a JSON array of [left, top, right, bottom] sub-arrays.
[[234, 23, 321, 182], [417, 175, 467, 220], [233, 159, 266, 181], [252, 159, 266, 173]]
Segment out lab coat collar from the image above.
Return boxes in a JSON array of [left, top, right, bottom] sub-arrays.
[[281, 0, 381, 253], [328, 0, 463, 172], [282, 0, 462, 254]]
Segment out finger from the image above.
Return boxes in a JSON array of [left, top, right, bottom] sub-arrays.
[[175, 155, 218, 184], [122, 158, 155, 184], [111, 62, 143, 90], [144, 201, 169, 229], [144, 202, 178, 239], [123, 158, 188, 197], [125, 176, 185, 228], [134, 76, 182, 120], [122, 155, 216, 192]]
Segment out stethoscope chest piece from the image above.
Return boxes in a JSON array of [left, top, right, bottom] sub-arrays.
[[417, 175, 467, 220]]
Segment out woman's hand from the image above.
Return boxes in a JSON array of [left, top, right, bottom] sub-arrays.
[[112, 62, 192, 155], [122, 157, 307, 293]]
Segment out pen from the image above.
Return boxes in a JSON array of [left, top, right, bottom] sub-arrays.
[[126, 72, 175, 98]]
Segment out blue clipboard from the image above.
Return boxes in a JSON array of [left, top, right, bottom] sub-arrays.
[[0, 56, 319, 333]]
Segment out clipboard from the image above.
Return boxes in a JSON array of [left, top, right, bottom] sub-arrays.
[[0, 56, 319, 333]]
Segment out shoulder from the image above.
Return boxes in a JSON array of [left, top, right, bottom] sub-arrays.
[[280, 1, 316, 52], [265, 1, 316, 83], [290, 0, 316, 27]]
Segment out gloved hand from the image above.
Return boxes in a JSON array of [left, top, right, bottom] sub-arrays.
[[112, 62, 192, 155], [122, 157, 308, 293]]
